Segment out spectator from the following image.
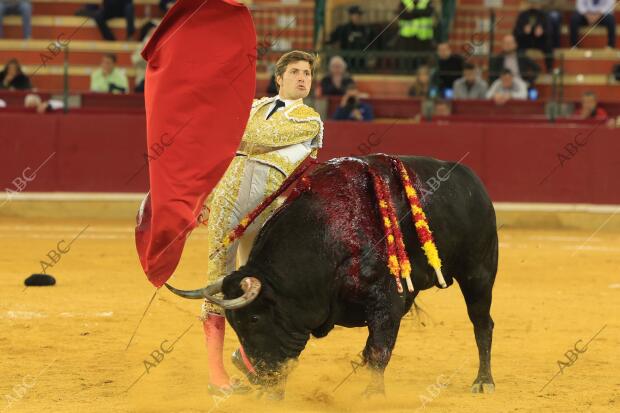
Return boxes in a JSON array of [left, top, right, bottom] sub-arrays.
[[333, 83, 374, 121], [486, 69, 528, 104], [159, 0, 175, 13], [489, 34, 540, 85], [570, 0, 616, 48], [408, 65, 438, 98], [94, 0, 135, 41], [326, 5, 371, 50], [577, 91, 608, 119], [0, 0, 31, 39], [453, 63, 488, 99], [320, 56, 355, 96], [396, 0, 435, 52], [436, 42, 464, 94], [132, 24, 156, 93], [0, 58, 31, 90], [325, 5, 373, 71], [90, 54, 128, 94], [434, 99, 452, 116], [24, 93, 63, 113], [513, 0, 554, 72]]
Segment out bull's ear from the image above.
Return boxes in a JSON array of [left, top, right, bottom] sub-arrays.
[[221, 270, 246, 297], [260, 282, 277, 304]]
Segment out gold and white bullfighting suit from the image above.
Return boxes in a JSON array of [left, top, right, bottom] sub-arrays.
[[202, 95, 323, 316]]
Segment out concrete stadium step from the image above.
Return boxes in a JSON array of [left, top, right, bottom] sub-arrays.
[[20, 64, 138, 92], [457, 0, 620, 12], [20, 64, 620, 101], [451, 24, 620, 48], [1, 15, 314, 45], [0, 39, 138, 66], [2, 15, 156, 41], [31, 0, 162, 18]]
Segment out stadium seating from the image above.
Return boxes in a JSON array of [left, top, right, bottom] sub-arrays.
[[0, 0, 618, 113]]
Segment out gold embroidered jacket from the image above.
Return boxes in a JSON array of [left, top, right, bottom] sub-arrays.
[[237, 96, 324, 175]]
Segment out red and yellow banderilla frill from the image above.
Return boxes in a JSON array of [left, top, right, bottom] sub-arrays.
[[393, 158, 447, 288], [369, 170, 413, 293], [209, 160, 317, 260]]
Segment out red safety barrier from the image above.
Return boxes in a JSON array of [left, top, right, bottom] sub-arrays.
[[0, 112, 618, 204]]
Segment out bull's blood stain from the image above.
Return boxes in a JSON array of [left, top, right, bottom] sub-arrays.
[[285, 158, 385, 296]]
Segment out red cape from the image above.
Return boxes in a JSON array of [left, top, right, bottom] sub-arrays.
[[135, 0, 256, 287]]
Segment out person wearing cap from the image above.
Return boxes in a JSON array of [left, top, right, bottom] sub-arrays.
[[325, 5, 372, 71]]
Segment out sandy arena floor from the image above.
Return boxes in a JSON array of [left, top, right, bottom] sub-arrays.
[[0, 217, 618, 413]]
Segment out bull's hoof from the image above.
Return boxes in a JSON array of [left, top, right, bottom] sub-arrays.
[[256, 387, 285, 401], [361, 383, 385, 398], [231, 349, 260, 385], [471, 382, 495, 394]]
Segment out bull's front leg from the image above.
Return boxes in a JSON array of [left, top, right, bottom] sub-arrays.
[[361, 284, 402, 397]]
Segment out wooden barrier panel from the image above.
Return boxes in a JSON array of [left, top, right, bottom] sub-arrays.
[[0, 112, 618, 204]]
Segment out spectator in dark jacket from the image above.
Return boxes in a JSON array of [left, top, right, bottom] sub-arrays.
[[0, 58, 31, 90], [326, 5, 373, 50], [94, 0, 135, 41], [320, 56, 355, 96], [325, 5, 373, 71], [513, 1, 554, 72], [489, 34, 540, 85], [436, 42, 464, 94], [333, 83, 374, 121]]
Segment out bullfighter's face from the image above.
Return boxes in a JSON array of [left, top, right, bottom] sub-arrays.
[[276, 60, 312, 101], [222, 272, 308, 392]]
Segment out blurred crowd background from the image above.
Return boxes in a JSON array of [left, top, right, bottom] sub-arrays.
[[0, 0, 619, 124]]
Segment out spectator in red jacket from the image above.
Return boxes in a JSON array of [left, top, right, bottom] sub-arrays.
[[578, 91, 608, 119]]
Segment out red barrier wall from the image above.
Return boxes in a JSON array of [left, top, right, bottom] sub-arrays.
[[1, 112, 618, 204]]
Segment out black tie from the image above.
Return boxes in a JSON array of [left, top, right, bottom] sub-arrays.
[[266, 99, 285, 120]]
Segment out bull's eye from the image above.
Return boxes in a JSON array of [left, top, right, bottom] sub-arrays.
[[249, 315, 259, 324]]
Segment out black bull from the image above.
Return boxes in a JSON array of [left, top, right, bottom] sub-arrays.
[[167, 154, 498, 396]]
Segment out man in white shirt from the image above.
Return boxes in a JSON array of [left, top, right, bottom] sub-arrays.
[[486, 69, 528, 105], [570, 0, 616, 48]]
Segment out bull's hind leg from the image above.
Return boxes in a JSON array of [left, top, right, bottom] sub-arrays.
[[459, 273, 495, 393], [361, 284, 402, 396]]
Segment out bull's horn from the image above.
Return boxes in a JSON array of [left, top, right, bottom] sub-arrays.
[[215, 277, 262, 310], [164, 277, 223, 299], [165, 277, 261, 310]]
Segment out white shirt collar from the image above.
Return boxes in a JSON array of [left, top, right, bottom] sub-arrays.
[[275, 95, 302, 108]]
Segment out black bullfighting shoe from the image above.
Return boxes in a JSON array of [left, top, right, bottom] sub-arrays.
[[207, 378, 252, 396], [232, 349, 260, 385]]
